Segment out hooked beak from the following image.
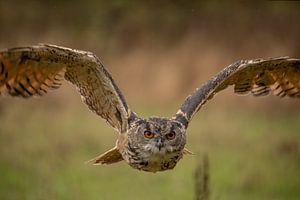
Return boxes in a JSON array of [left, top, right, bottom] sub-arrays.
[[155, 137, 164, 151]]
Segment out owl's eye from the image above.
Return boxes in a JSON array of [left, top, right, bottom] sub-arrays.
[[166, 131, 176, 140], [144, 131, 155, 139]]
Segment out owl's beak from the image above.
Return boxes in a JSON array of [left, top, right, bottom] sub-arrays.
[[155, 137, 164, 151]]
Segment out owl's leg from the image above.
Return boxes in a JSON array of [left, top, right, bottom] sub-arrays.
[[86, 146, 123, 165]]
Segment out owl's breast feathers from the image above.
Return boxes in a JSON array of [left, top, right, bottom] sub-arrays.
[[124, 148, 182, 172], [117, 133, 183, 172]]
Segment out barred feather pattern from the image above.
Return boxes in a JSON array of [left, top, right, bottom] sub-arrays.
[[0, 44, 130, 133], [175, 58, 300, 127], [0, 48, 65, 97], [231, 61, 300, 97]]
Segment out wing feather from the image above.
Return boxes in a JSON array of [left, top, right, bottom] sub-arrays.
[[0, 44, 131, 133], [174, 57, 300, 127]]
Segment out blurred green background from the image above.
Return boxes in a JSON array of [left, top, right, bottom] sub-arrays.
[[0, 1, 300, 199]]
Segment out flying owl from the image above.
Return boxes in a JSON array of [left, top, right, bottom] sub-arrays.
[[0, 44, 299, 173]]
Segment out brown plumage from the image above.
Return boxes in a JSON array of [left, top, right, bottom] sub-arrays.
[[1, 44, 299, 172], [0, 44, 129, 133], [174, 58, 300, 127]]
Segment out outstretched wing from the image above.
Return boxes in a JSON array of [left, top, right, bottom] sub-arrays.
[[174, 57, 300, 127], [0, 44, 130, 133]]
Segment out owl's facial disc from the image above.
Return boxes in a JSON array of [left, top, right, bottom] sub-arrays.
[[123, 117, 187, 172], [134, 117, 187, 155], [143, 130, 165, 153], [143, 130, 176, 153]]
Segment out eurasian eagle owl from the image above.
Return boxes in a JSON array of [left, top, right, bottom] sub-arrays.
[[0, 44, 299, 172]]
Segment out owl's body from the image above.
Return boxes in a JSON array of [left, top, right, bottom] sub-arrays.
[[0, 44, 299, 172]]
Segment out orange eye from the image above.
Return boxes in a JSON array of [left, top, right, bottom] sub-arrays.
[[144, 131, 155, 139], [166, 132, 176, 140]]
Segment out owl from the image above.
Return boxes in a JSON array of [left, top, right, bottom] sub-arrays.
[[0, 44, 299, 172]]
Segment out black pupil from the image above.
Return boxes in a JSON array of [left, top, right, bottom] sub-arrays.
[[168, 133, 174, 137], [145, 131, 152, 137]]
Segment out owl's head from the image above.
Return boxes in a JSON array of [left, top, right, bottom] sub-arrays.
[[122, 117, 187, 172], [128, 117, 186, 154]]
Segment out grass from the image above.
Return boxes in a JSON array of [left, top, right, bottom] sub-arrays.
[[0, 98, 299, 200]]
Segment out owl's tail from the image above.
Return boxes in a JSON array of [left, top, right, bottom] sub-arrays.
[[183, 148, 195, 155], [86, 146, 124, 165]]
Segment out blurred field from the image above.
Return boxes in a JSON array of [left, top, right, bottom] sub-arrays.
[[0, 1, 300, 200], [0, 98, 299, 200]]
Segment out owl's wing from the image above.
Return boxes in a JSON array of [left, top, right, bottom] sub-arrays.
[[0, 44, 132, 133], [174, 57, 300, 127]]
